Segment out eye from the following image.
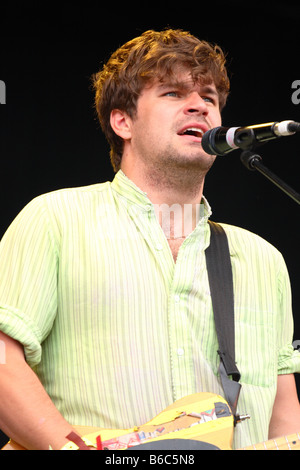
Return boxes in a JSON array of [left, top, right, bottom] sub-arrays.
[[164, 90, 179, 97], [202, 95, 218, 106], [202, 96, 214, 103]]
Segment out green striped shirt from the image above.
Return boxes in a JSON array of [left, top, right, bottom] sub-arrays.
[[0, 170, 299, 449]]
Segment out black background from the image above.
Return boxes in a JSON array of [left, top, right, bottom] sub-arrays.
[[1, 0, 300, 448]]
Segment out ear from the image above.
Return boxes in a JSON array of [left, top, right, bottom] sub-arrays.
[[110, 109, 132, 140]]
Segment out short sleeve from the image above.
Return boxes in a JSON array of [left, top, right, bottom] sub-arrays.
[[0, 196, 58, 367]]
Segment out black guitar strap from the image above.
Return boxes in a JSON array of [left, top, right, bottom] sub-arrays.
[[205, 220, 241, 423]]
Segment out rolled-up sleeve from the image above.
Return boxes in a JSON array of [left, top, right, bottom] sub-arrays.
[[276, 253, 300, 375], [278, 343, 300, 375], [0, 196, 58, 367]]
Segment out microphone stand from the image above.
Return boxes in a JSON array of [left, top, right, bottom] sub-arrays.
[[240, 150, 300, 205]]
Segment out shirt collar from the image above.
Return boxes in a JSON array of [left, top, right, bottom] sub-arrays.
[[111, 170, 150, 208]]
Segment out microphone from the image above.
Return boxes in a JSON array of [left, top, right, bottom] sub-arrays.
[[202, 120, 300, 156]]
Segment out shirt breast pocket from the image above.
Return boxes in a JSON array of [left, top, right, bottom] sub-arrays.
[[235, 315, 276, 387]]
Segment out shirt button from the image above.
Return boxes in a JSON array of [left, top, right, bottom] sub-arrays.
[[174, 294, 180, 303], [145, 204, 152, 212], [156, 243, 163, 251], [177, 348, 185, 356]]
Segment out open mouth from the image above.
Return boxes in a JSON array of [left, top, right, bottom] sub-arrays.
[[178, 127, 204, 138]]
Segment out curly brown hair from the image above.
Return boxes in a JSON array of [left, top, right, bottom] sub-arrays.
[[93, 29, 230, 172]]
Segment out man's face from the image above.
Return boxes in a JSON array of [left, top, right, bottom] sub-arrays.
[[126, 69, 222, 173]]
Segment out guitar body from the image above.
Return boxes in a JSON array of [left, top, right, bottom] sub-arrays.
[[80, 392, 234, 450]]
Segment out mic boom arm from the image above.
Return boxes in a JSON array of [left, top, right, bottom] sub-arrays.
[[235, 121, 300, 148], [240, 150, 300, 205]]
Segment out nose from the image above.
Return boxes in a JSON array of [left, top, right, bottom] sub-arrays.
[[184, 92, 209, 117]]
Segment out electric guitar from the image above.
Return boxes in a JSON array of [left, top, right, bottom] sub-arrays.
[[2, 392, 300, 450]]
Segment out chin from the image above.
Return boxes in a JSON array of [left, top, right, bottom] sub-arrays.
[[175, 152, 216, 170]]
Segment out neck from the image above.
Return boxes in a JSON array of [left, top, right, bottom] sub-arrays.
[[121, 159, 206, 239]]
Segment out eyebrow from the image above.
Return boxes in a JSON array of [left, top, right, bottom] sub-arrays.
[[157, 80, 190, 91], [157, 80, 218, 97], [200, 85, 219, 98]]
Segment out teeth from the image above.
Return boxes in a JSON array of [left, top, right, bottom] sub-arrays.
[[182, 127, 204, 137]]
